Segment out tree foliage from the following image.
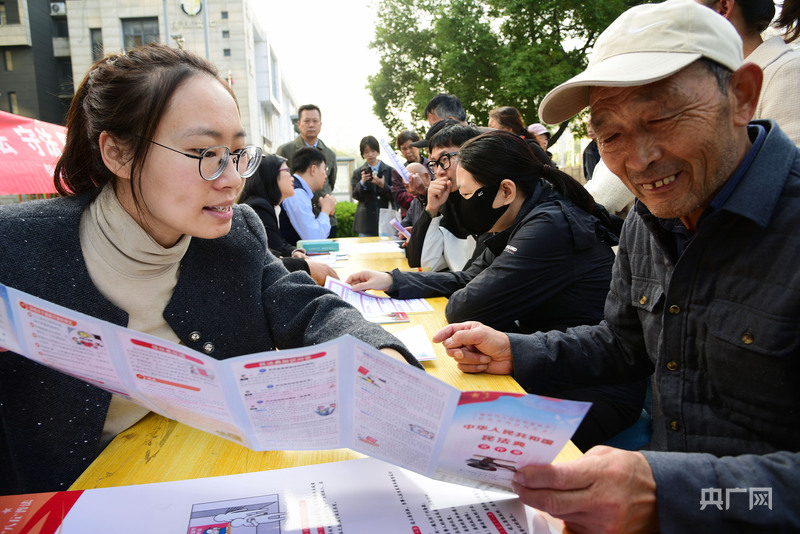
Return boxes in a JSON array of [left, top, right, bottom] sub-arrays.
[[368, 0, 646, 138]]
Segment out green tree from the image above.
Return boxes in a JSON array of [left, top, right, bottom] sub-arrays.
[[368, 0, 647, 139], [432, 0, 502, 124], [369, 0, 439, 134], [335, 201, 358, 238]]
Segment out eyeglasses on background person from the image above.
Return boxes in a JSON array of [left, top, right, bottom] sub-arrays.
[[426, 151, 459, 172], [138, 136, 263, 181]]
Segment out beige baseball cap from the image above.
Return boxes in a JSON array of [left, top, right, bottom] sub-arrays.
[[538, 0, 744, 125]]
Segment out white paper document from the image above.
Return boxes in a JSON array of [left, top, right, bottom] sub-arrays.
[[335, 239, 405, 255], [393, 324, 437, 361], [324, 277, 433, 314], [0, 458, 562, 533], [0, 282, 589, 491]]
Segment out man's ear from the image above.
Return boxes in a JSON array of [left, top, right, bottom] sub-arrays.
[[98, 131, 132, 180], [729, 62, 763, 127]]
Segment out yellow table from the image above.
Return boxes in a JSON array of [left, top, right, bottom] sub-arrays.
[[71, 237, 581, 490]]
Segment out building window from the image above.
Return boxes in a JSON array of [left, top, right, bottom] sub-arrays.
[[223, 48, 231, 57], [1, 1, 19, 24], [8, 92, 18, 114], [221, 11, 228, 19], [90, 28, 104, 62], [122, 18, 159, 50], [270, 52, 280, 101], [56, 58, 73, 96], [222, 30, 229, 38], [3, 49, 12, 71], [53, 18, 69, 38]]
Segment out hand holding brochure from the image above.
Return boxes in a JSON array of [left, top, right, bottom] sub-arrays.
[[391, 218, 412, 239], [0, 282, 589, 491]]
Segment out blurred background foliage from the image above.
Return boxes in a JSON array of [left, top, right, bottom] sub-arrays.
[[335, 201, 358, 238], [368, 0, 650, 140]]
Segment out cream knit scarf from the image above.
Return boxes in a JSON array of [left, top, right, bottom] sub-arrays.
[[79, 184, 191, 445]]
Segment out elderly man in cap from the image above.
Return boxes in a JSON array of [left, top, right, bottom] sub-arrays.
[[434, 0, 800, 531]]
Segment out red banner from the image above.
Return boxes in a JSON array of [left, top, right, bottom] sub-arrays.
[[0, 490, 84, 534], [0, 110, 65, 195]]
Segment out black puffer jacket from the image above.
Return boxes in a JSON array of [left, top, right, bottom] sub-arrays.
[[388, 181, 619, 334]]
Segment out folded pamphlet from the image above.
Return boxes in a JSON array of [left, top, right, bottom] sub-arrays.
[[0, 282, 590, 492]]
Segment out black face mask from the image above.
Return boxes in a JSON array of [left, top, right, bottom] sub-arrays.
[[456, 184, 509, 235]]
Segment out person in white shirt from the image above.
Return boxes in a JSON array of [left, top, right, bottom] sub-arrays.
[[279, 147, 337, 245], [583, 160, 635, 218]]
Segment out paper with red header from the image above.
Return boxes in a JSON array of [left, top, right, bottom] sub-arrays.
[[0, 282, 589, 490]]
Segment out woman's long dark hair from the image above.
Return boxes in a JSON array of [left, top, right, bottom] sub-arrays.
[[777, 0, 800, 42], [239, 154, 286, 207], [458, 130, 595, 214], [736, 0, 777, 34], [702, 0, 800, 42], [489, 106, 535, 139]]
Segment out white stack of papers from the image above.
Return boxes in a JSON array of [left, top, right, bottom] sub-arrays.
[[0, 457, 562, 533], [336, 239, 405, 255]]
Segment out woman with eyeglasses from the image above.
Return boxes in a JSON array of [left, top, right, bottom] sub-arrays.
[[347, 130, 644, 451], [238, 154, 339, 286], [0, 43, 419, 495]]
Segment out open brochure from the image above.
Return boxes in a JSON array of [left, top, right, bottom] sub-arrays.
[[0, 282, 589, 491], [0, 457, 562, 533]]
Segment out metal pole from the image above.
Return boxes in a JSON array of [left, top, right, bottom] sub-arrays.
[[162, 0, 170, 45], [202, 0, 210, 60]]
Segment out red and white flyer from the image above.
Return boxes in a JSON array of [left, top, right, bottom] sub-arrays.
[[0, 282, 589, 490]]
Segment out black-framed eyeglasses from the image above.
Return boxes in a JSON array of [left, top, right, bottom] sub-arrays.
[[139, 137, 263, 181], [426, 151, 458, 172]]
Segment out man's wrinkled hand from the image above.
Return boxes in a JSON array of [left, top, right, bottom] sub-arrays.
[[432, 321, 513, 374], [512, 447, 659, 534]]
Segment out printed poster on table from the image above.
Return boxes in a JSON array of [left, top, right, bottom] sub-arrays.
[[0, 457, 564, 533]]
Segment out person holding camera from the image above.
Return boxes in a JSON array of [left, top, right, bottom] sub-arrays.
[[351, 136, 395, 237]]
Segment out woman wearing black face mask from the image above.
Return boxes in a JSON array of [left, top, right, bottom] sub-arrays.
[[346, 130, 646, 451]]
